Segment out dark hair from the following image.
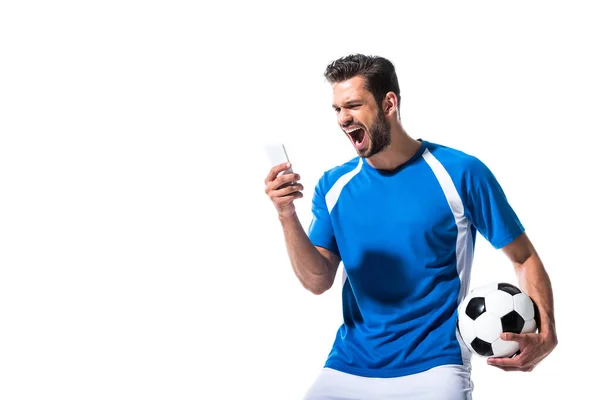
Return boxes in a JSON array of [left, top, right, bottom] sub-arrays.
[[324, 54, 401, 109]]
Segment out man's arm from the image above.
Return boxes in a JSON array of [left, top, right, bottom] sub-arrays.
[[487, 232, 558, 371], [279, 213, 340, 295], [265, 162, 340, 295]]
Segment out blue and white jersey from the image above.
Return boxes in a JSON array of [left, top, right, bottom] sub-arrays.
[[307, 140, 525, 378]]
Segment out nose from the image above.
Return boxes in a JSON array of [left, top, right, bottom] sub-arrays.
[[338, 109, 353, 127]]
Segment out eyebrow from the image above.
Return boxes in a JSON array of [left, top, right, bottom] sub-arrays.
[[332, 100, 362, 109]]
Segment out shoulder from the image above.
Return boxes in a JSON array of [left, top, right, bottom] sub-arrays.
[[316, 156, 363, 192], [424, 141, 491, 178]]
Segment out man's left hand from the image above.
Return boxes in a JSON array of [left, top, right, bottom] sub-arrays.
[[486, 332, 557, 372]]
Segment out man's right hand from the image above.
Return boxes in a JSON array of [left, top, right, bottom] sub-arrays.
[[264, 162, 304, 218]]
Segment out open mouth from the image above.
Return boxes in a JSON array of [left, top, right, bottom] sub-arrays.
[[346, 127, 366, 148]]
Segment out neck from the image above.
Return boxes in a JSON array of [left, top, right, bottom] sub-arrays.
[[365, 120, 422, 171]]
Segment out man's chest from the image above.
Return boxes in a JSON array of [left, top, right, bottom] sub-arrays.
[[330, 178, 460, 266]]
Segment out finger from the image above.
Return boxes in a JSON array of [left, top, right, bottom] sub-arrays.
[[269, 173, 301, 192], [273, 191, 303, 206], [500, 332, 520, 342], [500, 332, 531, 344], [264, 162, 292, 184], [265, 173, 299, 194], [487, 357, 516, 367], [486, 351, 525, 368], [265, 172, 296, 194], [271, 183, 304, 199], [488, 358, 533, 372]]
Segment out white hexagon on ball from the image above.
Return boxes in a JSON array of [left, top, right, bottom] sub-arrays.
[[522, 318, 537, 334], [491, 337, 520, 358], [485, 290, 514, 317], [473, 312, 502, 343], [513, 293, 535, 320]]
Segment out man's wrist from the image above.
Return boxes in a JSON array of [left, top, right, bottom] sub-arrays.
[[278, 211, 297, 223]]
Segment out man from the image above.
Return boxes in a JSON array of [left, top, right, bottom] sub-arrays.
[[264, 54, 557, 399]]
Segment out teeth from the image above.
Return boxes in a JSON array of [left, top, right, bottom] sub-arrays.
[[345, 127, 362, 134]]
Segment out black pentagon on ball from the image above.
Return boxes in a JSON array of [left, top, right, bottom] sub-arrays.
[[465, 297, 486, 320], [498, 282, 521, 296], [501, 310, 525, 333], [471, 337, 494, 357]]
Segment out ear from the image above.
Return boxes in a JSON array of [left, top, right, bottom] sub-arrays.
[[382, 92, 399, 116]]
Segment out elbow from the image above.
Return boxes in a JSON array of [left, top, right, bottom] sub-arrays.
[[308, 286, 328, 295], [302, 278, 333, 295]]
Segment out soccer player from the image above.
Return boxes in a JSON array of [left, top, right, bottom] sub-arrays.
[[264, 54, 557, 399]]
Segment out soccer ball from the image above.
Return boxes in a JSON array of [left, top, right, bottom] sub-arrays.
[[457, 282, 538, 358]]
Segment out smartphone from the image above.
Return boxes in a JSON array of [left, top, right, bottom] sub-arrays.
[[265, 143, 295, 188]]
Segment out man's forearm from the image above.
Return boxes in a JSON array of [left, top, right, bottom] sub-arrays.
[[515, 254, 557, 342], [279, 213, 334, 294]]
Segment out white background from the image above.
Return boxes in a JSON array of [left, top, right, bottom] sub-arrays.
[[1, 1, 598, 399]]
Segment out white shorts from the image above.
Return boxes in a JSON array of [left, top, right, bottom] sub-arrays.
[[303, 365, 473, 400]]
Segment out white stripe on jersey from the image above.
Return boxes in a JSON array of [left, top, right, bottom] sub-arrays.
[[422, 148, 475, 364]]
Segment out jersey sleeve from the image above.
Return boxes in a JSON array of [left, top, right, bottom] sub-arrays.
[[464, 158, 525, 249], [307, 178, 340, 257]]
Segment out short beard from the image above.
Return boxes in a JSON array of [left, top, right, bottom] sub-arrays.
[[363, 107, 391, 158]]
